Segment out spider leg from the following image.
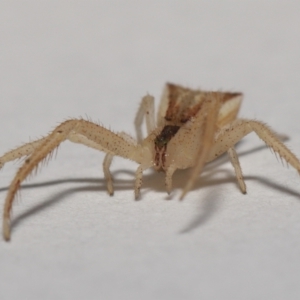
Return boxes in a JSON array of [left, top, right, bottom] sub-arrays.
[[134, 165, 145, 199], [103, 153, 114, 195], [0, 137, 47, 169], [2, 119, 146, 241], [165, 164, 177, 194], [101, 132, 137, 196], [208, 118, 300, 186], [134, 95, 155, 142], [100, 94, 155, 197], [227, 147, 247, 193]]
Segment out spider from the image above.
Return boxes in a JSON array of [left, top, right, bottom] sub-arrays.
[[1, 83, 300, 241]]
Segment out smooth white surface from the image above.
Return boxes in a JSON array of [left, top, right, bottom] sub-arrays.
[[1, 2, 300, 299]]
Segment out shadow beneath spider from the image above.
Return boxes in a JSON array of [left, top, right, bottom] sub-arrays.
[[177, 172, 300, 233], [5, 170, 300, 236], [1, 139, 299, 235]]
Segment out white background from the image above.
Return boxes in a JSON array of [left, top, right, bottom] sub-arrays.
[[1, 1, 300, 299]]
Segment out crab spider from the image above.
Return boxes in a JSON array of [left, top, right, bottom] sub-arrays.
[[1, 83, 300, 241]]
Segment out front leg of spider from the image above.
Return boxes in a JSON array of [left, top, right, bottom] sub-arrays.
[[208, 119, 300, 189], [1, 119, 152, 241]]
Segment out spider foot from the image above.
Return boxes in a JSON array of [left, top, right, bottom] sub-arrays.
[[3, 217, 10, 241]]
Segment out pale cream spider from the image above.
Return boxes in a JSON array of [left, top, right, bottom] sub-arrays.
[[1, 83, 300, 241]]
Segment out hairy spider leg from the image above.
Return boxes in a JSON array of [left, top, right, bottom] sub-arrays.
[[1, 119, 147, 241], [208, 119, 300, 191]]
